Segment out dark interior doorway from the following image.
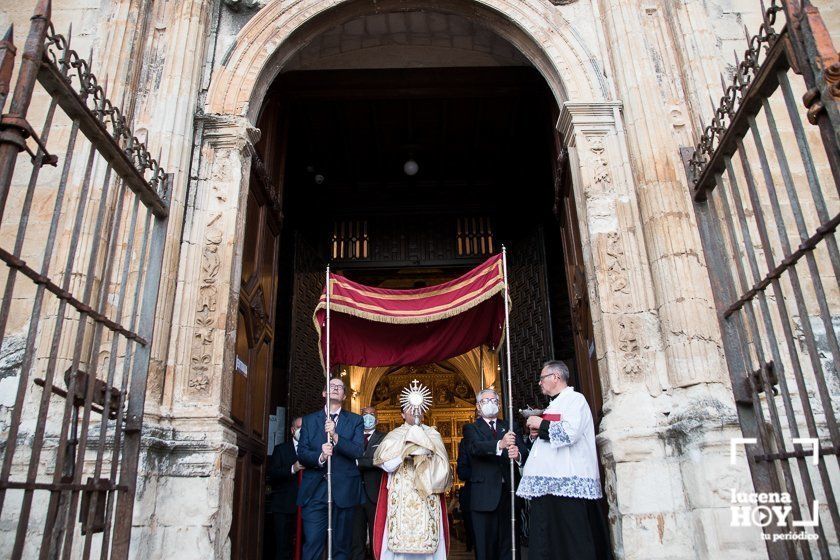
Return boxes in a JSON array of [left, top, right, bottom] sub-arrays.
[[231, 65, 601, 559]]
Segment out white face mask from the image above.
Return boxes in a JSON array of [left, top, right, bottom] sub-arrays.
[[363, 414, 377, 430], [480, 401, 499, 417], [293, 428, 301, 442]]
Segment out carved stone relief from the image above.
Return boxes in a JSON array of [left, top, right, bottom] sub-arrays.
[[588, 136, 612, 187], [618, 318, 642, 381], [188, 213, 224, 394], [605, 231, 630, 308]]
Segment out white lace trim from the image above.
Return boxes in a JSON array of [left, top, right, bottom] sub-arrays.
[[516, 475, 602, 500]]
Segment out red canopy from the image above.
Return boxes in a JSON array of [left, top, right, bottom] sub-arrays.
[[313, 254, 507, 367]]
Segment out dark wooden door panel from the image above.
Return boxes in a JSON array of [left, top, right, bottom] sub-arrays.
[[231, 169, 281, 559]]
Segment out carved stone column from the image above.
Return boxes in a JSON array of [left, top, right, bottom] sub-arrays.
[[171, 114, 259, 416], [560, 102, 763, 559], [132, 0, 215, 414], [596, 0, 724, 389], [559, 102, 667, 398]]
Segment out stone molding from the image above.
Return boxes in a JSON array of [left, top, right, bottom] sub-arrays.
[[206, 0, 609, 119], [557, 101, 623, 146], [199, 113, 261, 150]]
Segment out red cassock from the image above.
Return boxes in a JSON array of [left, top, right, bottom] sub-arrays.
[[314, 254, 506, 368], [372, 475, 449, 560]]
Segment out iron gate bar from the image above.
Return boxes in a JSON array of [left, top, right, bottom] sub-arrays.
[[101, 204, 154, 559], [111, 182, 168, 560], [783, 0, 840, 183], [722, 212, 840, 318], [65, 179, 138, 559], [685, 2, 840, 557], [0, 0, 50, 224], [735, 138, 832, 554], [720, 157, 812, 558], [0, 27, 15, 111], [0, 93, 82, 520], [0, 1, 169, 557], [689, 3, 787, 200], [80, 194, 143, 557], [0, 247, 148, 343], [748, 107, 840, 441], [693, 166, 791, 559], [51, 175, 128, 560], [764, 77, 840, 283], [755, 447, 840, 462], [0, 19, 74, 354], [11, 143, 114, 558]]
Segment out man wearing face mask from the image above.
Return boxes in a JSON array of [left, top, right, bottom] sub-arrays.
[[462, 388, 527, 560], [268, 416, 305, 560], [351, 407, 385, 560]]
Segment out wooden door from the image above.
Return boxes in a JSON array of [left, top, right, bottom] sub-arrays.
[[551, 127, 603, 425], [230, 168, 281, 559]]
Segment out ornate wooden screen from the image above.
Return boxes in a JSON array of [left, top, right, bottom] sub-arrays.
[[287, 234, 327, 419], [0, 3, 169, 559], [505, 227, 554, 413], [683, 1, 839, 557]]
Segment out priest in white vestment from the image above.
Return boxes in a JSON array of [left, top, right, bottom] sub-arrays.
[[372, 380, 453, 560]]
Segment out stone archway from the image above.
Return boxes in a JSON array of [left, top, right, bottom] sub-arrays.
[[179, 0, 664, 415], [206, 0, 609, 119], [172, 0, 681, 557]]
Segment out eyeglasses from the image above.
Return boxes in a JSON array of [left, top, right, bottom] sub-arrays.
[[538, 372, 556, 383], [329, 385, 345, 392], [478, 398, 499, 405]]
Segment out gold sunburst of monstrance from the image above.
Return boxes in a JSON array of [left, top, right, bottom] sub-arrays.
[[399, 379, 432, 422]]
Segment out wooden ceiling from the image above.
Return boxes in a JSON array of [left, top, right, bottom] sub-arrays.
[[266, 67, 557, 228]]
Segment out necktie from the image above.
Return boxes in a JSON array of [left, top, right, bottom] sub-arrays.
[[364, 433, 370, 447], [490, 420, 497, 438], [330, 413, 338, 423]]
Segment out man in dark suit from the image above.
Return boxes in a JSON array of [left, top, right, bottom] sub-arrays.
[[525, 421, 539, 451], [463, 388, 528, 560], [350, 406, 385, 560], [268, 416, 304, 560], [297, 378, 365, 560], [456, 437, 476, 557]]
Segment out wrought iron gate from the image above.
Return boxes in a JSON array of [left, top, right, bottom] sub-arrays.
[[684, 1, 839, 558], [0, 2, 169, 559]]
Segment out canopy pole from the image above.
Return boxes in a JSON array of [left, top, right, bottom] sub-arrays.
[[325, 265, 333, 560], [501, 246, 516, 559]]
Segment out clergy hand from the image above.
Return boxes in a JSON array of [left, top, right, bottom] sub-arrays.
[[526, 416, 542, 429], [507, 445, 520, 461]]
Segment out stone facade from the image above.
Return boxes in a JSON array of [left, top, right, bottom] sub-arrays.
[[1, 0, 838, 558]]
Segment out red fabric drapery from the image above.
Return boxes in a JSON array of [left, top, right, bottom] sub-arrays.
[[313, 254, 506, 367]]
